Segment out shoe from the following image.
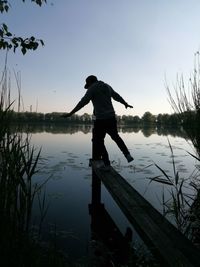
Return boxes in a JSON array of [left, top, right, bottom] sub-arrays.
[[126, 154, 134, 163]]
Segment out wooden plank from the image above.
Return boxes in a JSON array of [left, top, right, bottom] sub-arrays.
[[91, 162, 200, 267]]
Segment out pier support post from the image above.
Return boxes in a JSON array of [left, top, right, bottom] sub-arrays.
[[91, 127, 102, 206]]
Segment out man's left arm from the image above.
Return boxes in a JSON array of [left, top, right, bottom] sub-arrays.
[[111, 88, 133, 109]]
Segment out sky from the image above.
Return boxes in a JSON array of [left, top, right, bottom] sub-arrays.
[[1, 0, 200, 117]]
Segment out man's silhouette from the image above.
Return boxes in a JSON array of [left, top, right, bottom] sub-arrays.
[[63, 75, 134, 168]]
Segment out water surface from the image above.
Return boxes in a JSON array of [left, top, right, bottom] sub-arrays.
[[29, 124, 197, 261]]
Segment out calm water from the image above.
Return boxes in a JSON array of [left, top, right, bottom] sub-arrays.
[[29, 124, 197, 261]]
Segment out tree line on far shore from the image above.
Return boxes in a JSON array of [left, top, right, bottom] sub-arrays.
[[8, 110, 198, 128]]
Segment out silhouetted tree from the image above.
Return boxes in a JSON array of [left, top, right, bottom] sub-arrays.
[[141, 111, 156, 124], [157, 113, 180, 127], [132, 115, 141, 124]]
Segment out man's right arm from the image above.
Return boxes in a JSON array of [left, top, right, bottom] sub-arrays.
[[63, 90, 92, 117]]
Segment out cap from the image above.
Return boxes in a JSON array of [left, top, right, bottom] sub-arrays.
[[84, 75, 98, 89]]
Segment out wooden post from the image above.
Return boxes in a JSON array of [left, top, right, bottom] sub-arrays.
[[91, 169, 101, 206], [91, 127, 101, 206]]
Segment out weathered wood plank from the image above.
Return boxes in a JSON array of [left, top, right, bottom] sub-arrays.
[[91, 162, 200, 267]]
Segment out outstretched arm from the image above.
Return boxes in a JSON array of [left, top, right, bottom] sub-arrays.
[[62, 90, 92, 118], [111, 87, 133, 109], [61, 105, 81, 118]]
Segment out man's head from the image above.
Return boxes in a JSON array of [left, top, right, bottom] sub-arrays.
[[84, 75, 98, 89]]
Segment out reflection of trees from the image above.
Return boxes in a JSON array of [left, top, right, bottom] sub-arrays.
[[10, 123, 195, 140], [120, 125, 141, 133], [11, 123, 92, 135], [141, 126, 157, 137], [182, 123, 200, 157], [43, 124, 92, 134], [156, 125, 189, 139]]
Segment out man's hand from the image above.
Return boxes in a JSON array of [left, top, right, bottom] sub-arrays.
[[125, 103, 133, 109], [61, 113, 71, 118]]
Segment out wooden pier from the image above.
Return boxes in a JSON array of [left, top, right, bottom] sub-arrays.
[[91, 161, 200, 267]]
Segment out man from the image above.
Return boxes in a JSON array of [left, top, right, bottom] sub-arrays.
[[63, 75, 134, 168]]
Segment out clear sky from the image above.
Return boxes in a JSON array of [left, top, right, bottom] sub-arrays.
[[1, 0, 200, 117]]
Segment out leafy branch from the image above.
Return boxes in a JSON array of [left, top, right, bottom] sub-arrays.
[[0, 0, 46, 13], [0, 0, 10, 13], [0, 0, 46, 54]]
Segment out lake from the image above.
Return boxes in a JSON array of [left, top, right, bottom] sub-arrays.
[[29, 124, 198, 264]]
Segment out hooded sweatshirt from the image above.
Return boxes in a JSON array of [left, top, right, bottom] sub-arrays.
[[74, 81, 128, 119]]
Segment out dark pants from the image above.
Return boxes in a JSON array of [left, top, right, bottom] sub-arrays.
[[92, 117, 129, 165]]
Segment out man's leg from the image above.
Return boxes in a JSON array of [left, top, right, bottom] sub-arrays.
[[92, 120, 106, 161], [106, 118, 133, 162], [102, 144, 110, 166]]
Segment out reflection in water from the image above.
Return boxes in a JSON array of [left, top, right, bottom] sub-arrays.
[[184, 125, 200, 158], [89, 171, 159, 266], [14, 123, 93, 134], [89, 170, 132, 265], [28, 124, 199, 263], [13, 122, 192, 139], [89, 202, 133, 267], [140, 126, 157, 137]]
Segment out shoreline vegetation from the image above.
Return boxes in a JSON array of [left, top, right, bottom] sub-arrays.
[[7, 109, 199, 128], [0, 65, 71, 266]]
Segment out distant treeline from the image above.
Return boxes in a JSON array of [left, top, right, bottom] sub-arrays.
[[8, 110, 198, 127]]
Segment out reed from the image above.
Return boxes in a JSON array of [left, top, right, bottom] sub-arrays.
[[166, 51, 200, 157], [166, 51, 200, 116], [162, 51, 200, 245], [0, 62, 50, 265], [148, 139, 200, 242]]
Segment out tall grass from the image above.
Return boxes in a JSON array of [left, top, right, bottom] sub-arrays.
[[166, 51, 200, 116], [148, 139, 200, 249], [0, 62, 47, 265], [161, 51, 200, 247], [166, 51, 200, 157]]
